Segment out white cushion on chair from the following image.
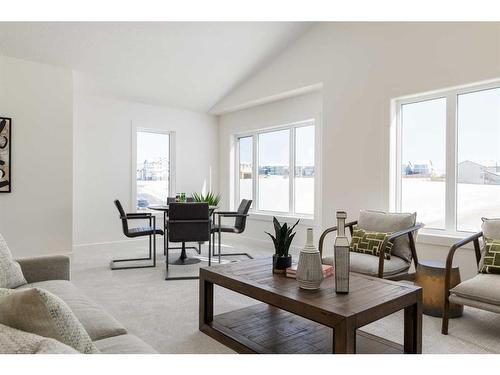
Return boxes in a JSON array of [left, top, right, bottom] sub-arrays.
[[322, 252, 410, 277], [450, 273, 500, 306]]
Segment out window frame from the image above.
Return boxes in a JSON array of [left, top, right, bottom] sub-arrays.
[[392, 79, 500, 236], [234, 120, 315, 219], [131, 125, 176, 212]]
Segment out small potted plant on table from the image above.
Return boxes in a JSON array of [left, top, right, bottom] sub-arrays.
[[266, 217, 299, 274]]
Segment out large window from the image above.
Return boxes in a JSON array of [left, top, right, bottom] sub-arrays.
[[135, 129, 171, 210], [236, 121, 315, 217], [394, 81, 500, 233], [400, 98, 446, 229]]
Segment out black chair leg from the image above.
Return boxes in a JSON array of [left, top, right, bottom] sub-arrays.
[[165, 238, 202, 281], [212, 229, 253, 260], [110, 235, 156, 270]]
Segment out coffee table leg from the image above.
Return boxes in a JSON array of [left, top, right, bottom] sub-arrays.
[[199, 273, 214, 329], [404, 291, 422, 354], [333, 319, 356, 354]]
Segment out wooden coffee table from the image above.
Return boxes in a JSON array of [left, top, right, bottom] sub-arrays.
[[199, 257, 422, 354]]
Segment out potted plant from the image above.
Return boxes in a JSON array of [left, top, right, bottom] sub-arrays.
[[192, 191, 221, 246], [192, 191, 221, 206], [266, 217, 300, 273]]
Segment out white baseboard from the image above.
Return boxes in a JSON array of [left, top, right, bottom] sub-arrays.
[[73, 237, 153, 248], [74, 234, 302, 253]]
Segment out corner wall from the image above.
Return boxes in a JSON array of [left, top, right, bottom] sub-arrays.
[[0, 56, 73, 258]]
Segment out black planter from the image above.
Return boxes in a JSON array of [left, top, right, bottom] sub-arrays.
[[273, 254, 292, 274]]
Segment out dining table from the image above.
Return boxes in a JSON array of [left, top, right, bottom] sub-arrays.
[[148, 203, 218, 265]]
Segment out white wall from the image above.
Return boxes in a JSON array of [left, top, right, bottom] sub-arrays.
[[214, 23, 500, 279], [218, 91, 322, 250], [0, 56, 73, 258], [73, 79, 218, 245]]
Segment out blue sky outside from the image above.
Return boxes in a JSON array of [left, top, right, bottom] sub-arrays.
[[137, 131, 169, 164]]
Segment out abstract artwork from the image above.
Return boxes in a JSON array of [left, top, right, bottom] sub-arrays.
[[0, 117, 11, 193]]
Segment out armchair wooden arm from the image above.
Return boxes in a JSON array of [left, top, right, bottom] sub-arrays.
[[442, 231, 482, 334], [377, 222, 424, 279], [318, 220, 358, 257]]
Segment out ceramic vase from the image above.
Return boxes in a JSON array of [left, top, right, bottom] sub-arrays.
[[297, 228, 324, 290], [334, 211, 350, 293]]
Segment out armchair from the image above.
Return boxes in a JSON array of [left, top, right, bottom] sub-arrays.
[[318, 211, 423, 280], [441, 231, 492, 335]]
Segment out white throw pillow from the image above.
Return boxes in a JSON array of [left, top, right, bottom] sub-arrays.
[[0, 233, 27, 288], [357, 210, 417, 263], [0, 288, 99, 353], [481, 217, 500, 240], [0, 323, 79, 354]]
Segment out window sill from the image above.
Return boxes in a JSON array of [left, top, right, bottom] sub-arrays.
[[417, 229, 480, 249], [248, 211, 316, 227]]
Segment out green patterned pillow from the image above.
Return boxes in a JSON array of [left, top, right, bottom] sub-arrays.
[[0, 288, 98, 353], [350, 227, 393, 259], [480, 238, 500, 274]]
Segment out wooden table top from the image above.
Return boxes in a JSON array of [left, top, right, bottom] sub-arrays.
[[201, 257, 421, 327]]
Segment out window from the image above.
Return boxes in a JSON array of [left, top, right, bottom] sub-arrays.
[[294, 125, 315, 215], [135, 129, 171, 210], [400, 98, 446, 229], [457, 87, 500, 232], [238, 136, 253, 203], [258, 129, 290, 212], [235, 121, 315, 217], [394, 80, 500, 233]]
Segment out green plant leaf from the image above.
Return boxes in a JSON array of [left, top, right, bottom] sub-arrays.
[[265, 231, 279, 251], [284, 232, 296, 257], [273, 217, 281, 234]]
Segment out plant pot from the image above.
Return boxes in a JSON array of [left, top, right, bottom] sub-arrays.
[[273, 254, 292, 274]]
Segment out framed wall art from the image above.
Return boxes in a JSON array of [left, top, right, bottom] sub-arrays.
[[0, 117, 11, 193]]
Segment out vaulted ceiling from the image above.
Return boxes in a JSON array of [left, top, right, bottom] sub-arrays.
[[0, 22, 312, 112]]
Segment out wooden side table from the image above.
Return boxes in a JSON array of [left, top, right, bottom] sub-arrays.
[[415, 260, 463, 318]]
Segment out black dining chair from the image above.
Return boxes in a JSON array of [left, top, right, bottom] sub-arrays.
[[211, 199, 253, 263], [112, 200, 164, 270], [166, 202, 211, 280], [163, 196, 201, 256]]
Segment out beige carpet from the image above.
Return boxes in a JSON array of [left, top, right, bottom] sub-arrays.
[[71, 240, 500, 354]]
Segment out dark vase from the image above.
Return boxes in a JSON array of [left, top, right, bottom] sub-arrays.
[[273, 254, 292, 274]]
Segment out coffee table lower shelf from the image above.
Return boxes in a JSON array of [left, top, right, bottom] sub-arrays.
[[201, 303, 403, 354]]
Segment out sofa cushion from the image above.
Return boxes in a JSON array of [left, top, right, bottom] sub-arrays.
[[0, 288, 98, 353], [0, 323, 79, 354], [322, 251, 410, 277], [94, 334, 157, 354], [350, 227, 393, 259], [17, 280, 127, 341], [357, 210, 417, 263], [450, 273, 500, 306], [0, 233, 27, 289]]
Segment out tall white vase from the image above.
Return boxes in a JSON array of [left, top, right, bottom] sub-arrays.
[[297, 228, 324, 290]]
